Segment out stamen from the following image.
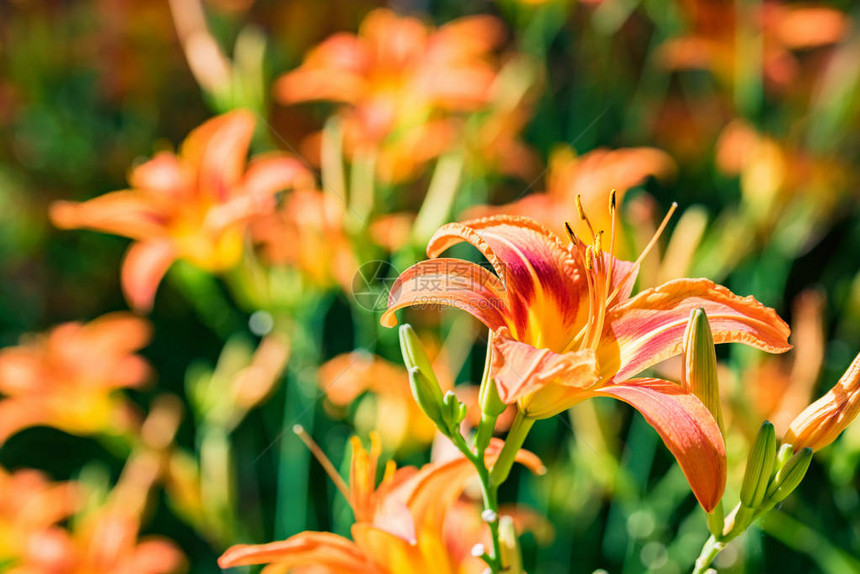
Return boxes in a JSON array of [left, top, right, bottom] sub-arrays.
[[607, 201, 678, 305], [576, 195, 597, 241], [606, 189, 617, 292], [293, 425, 351, 502], [564, 221, 579, 247]]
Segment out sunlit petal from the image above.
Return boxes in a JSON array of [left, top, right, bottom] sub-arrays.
[[592, 378, 726, 511]]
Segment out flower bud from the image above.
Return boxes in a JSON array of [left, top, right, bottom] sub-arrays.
[[765, 447, 812, 504], [399, 324, 446, 427], [478, 331, 506, 418], [740, 421, 776, 508], [784, 352, 860, 452], [498, 515, 523, 574], [442, 391, 468, 428], [408, 367, 446, 431], [681, 308, 724, 433]]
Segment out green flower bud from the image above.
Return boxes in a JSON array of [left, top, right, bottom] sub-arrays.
[[498, 515, 523, 574], [765, 447, 813, 504], [399, 324, 447, 428], [682, 308, 724, 433], [399, 325, 442, 391], [408, 367, 446, 431], [740, 421, 776, 508], [442, 390, 468, 428], [478, 331, 506, 418]]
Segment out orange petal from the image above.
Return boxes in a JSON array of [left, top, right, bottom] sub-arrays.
[[121, 240, 176, 313], [381, 258, 510, 330], [181, 110, 256, 201], [604, 278, 791, 382], [491, 327, 599, 418], [242, 154, 315, 198], [0, 399, 51, 444], [218, 532, 377, 571], [129, 152, 194, 200], [49, 192, 167, 241], [428, 216, 583, 339], [592, 378, 726, 511]]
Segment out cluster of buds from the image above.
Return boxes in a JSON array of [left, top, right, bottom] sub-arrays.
[[684, 307, 860, 561]]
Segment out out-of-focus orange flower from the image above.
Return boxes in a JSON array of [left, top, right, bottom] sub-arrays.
[[250, 189, 357, 292], [383, 214, 792, 510], [51, 110, 315, 311], [659, 0, 848, 93], [14, 452, 185, 574], [0, 313, 152, 443], [466, 146, 674, 257], [275, 8, 506, 182], [0, 467, 79, 565], [743, 290, 825, 436], [784, 352, 860, 453], [716, 121, 851, 238], [319, 349, 515, 452], [219, 434, 542, 573]]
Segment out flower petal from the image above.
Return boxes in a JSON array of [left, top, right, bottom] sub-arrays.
[[592, 378, 726, 511], [50, 192, 167, 241], [218, 532, 377, 572], [491, 327, 599, 418], [603, 278, 791, 382], [381, 258, 510, 330], [121, 240, 176, 313], [181, 110, 256, 201], [428, 216, 583, 343]]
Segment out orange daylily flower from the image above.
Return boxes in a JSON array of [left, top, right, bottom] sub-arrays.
[[219, 434, 543, 573], [0, 467, 79, 566], [382, 214, 791, 510], [250, 188, 358, 292], [0, 313, 152, 443], [658, 0, 848, 94], [466, 146, 674, 257], [784, 352, 860, 452], [51, 110, 314, 311], [275, 8, 505, 182]]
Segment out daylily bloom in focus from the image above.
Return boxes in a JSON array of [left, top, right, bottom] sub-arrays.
[[0, 467, 78, 566], [465, 146, 674, 257], [275, 9, 505, 182], [219, 434, 542, 573], [0, 313, 152, 443], [784, 352, 860, 452], [382, 212, 791, 510], [51, 110, 315, 311]]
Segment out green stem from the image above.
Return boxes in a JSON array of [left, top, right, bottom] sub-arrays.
[[490, 411, 536, 487], [692, 535, 725, 574], [411, 151, 464, 245]]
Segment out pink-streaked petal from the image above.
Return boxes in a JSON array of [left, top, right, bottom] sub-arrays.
[[218, 532, 376, 571], [428, 216, 583, 339], [49, 193, 167, 241], [121, 241, 176, 313], [491, 328, 599, 418], [491, 327, 598, 404], [604, 278, 791, 382], [381, 258, 510, 330], [592, 378, 726, 511]]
